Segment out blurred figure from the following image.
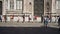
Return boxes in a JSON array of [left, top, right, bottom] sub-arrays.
[[28, 15, 31, 22], [56, 16, 59, 23], [10, 15, 14, 22], [44, 17, 46, 26], [22, 15, 25, 23], [2, 15, 7, 22], [0, 15, 2, 22], [17, 16, 20, 22], [34, 16, 37, 21], [58, 16, 60, 31], [44, 16, 49, 27]]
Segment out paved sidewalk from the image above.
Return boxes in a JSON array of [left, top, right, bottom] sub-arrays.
[[0, 22, 43, 27], [0, 22, 59, 28], [47, 23, 59, 28]]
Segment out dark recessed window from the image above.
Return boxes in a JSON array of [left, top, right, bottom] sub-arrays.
[[29, 2, 31, 5], [34, 0, 44, 17], [47, 2, 49, 6]]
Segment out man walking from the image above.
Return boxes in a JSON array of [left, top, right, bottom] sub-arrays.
[[58, 16, 60, 31], [0, 15, 2, 22], [22, 15, 25, 23]]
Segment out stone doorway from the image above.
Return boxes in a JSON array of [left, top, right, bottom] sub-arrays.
[[34, 0, 44, 22]]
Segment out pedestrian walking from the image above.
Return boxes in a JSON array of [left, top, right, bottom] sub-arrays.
[[17, 16, 20, 22], [34, 16, 37, 22], [44, 16, 49, 27], [44, 17, 46, 26], [56, 16, 59, 23], [10, 15, 14, 22], [22, 15, 25, 23], [0, 15, 2, 22], [58, 16, 60, 31], [4, 15, 7, 22], [28, 16, 31, 22]]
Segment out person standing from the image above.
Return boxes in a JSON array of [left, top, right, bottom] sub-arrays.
[[44, 16, 49, 27]]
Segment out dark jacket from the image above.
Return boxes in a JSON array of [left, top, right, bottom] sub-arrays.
[[0, 15, 2, 20], [58, 17, 60, 24]]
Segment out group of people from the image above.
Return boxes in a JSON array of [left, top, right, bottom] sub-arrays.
[[0, 15, 60, 29], [0, 15, 32, 23], [22, 15, 31, 23], [44, 16, 60, 30]]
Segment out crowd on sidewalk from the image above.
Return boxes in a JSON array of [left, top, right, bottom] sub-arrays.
[[0, 15, 60, 29]]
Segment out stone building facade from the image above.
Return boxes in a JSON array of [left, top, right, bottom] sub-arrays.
[[0, 0, 60, 22], [0, 0, 34, 21]]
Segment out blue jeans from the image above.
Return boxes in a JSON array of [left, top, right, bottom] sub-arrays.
[[44, 21, 48, 26]]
